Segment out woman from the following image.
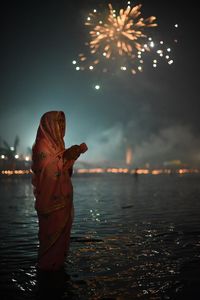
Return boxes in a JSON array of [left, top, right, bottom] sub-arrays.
[[31, 111, 87, 271]]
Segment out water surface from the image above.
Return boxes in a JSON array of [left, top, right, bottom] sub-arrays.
[[0, 174, 200, 299]]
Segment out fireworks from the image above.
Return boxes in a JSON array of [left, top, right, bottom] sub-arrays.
[[73, 2, 177, 76], [87, 3, 157, 58]]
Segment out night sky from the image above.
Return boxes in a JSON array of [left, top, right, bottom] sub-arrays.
[[1, 0, 199, 168]]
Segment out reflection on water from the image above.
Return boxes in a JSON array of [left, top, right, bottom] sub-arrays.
[[0, 174, 200, 299]]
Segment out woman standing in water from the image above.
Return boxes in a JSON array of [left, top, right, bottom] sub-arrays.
[[31, 111, 88, 272]]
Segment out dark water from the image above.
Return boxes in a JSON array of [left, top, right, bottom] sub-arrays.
[[0, 174, 200, 300]]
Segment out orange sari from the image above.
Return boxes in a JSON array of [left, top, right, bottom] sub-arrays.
[[32, 111, 74, 271]]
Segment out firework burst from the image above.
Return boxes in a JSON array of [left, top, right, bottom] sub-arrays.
[[73, 2, 177, 77], [87, 3, 157, 59]]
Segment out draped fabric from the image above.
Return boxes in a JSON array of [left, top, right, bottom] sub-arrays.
[[32, 111, 75, 271]]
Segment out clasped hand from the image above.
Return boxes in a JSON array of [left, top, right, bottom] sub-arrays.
[[63, 143, 88, 161]]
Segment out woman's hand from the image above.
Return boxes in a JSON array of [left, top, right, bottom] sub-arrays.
[[64, 145, 81, 161], [63, 143, 88, 162], [79, 143, 88, 153]]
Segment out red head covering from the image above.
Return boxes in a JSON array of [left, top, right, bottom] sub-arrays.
[[31, 111, 73, 212], [34, 110, 65, 154]]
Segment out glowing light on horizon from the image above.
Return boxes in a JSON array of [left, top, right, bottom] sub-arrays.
[[1, 168, 200, 176], [126, 146, 133, 165]]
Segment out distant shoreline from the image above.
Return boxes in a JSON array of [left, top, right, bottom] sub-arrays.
[[0, 170, 200, 179]]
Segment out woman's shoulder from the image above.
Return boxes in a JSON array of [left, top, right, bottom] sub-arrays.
[[32, 139, 51, 157]]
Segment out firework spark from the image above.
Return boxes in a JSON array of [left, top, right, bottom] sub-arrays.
[[73, 2, 177, 76]]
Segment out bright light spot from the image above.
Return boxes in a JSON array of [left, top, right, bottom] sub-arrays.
[[89, 65, 94, 70], [148, 37, 152, 41], [150, 41, 154, 47], [160, 41, 164, 44], [95, 85, 100, 90], [1, 155, 5, 159], [167, 48, 171, 52], [72, 60, 76, 65], [76, 66, 80, 70], [153, 59, 157, 63], [138, 66, 142, 71], [93, 9, 97, 13], [174, 24, 178, 28], [96, 31, 100, 35], [165, 55, 169, 59], [10, 147, 14, 151], [153, 64, 157, 68], [15, 154, 19, 159], [138, 55, 141, 58], [87, 17, 91, 21], [25, 156, 30, 161], [139, 60, 144, 63], [168, 60, 173, 65], [103, 52, 107, 56], [159, 53, 163, 57], [120, 66, 127, 70], [99, 20, 103, 24]]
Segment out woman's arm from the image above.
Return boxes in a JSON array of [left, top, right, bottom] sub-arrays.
[[63, 145, 81, 162], [63, 143, 88, 174], [68, 166, 73, 177], [63, 143, 88, 162]]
